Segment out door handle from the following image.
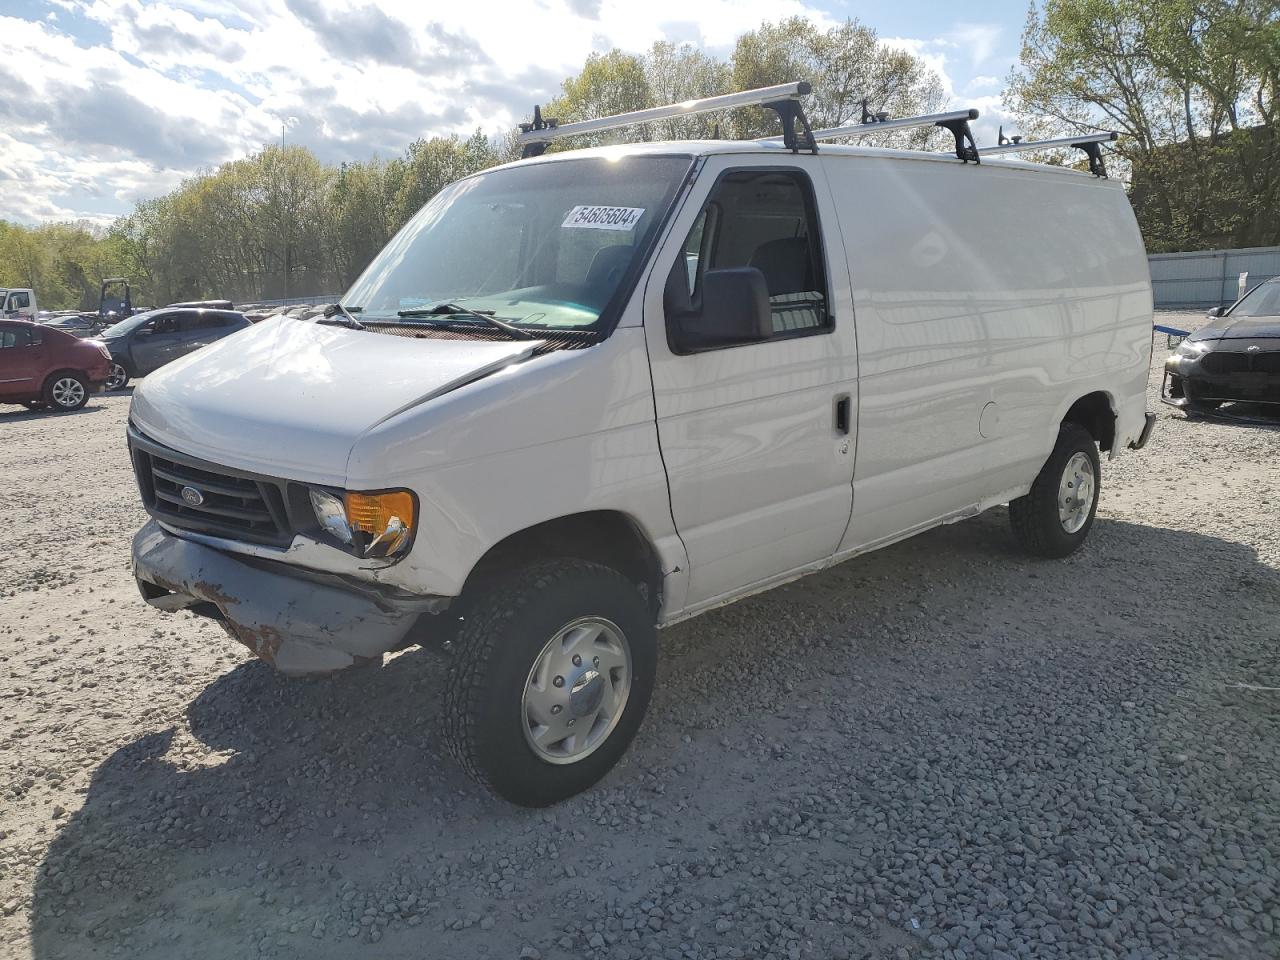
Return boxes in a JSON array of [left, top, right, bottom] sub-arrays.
[[834, 394, 851, 435]]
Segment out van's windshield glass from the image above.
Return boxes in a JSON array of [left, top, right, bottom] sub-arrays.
[[344, 155, 693, 330]]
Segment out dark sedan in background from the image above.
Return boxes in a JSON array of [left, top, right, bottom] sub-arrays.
[[98, 306, 251, 390], [1163, 277, 1280, 413]]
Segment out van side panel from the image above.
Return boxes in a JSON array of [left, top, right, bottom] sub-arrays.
[[823, 156, 1151, 553]]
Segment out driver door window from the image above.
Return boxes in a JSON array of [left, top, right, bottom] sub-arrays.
[[145, 316, 179, 336], [669, 169, 830, 352]]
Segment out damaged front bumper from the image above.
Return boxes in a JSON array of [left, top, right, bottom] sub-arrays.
[[132, 519, 445, 674]]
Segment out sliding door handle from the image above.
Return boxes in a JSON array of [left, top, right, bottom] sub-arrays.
[[834, 394, 851, 435]]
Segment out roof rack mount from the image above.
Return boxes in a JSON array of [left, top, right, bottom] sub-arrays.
[[763, 106, 981, 163], [518, 81, 816, 158], [980, 130, 1119, 177]]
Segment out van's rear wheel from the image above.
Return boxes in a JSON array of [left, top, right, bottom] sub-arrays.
[[1009, 423, 1100, 558], [443, 558, 656, 806]]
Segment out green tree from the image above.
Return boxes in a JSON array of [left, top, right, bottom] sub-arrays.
[[394, 132, 499, 226], [730, 17, 947, 143], [542, 50, 654, 148], [643, 42, 732, 140], [1006, 0, 1279, 249]]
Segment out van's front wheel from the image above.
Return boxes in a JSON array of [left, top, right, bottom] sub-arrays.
[[443, 559, 656, 806], [1009, 423, 1101, 558]]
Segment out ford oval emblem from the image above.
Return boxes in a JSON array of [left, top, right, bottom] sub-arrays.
[[180, 485, 204, 506], [1247, 344, 1261, 352]]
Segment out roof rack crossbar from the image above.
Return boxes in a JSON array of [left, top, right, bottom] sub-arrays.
[[979, 131, 1119, 177], [517, 81, 813, 158], [762, 107, 981, 162]]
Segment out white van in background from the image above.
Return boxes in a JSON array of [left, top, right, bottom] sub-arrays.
[[127, 85, 1155, 806], [0, 288, 37, 319]]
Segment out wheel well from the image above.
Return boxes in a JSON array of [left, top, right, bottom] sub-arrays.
[[464, 511, 663, 613], [1063, 392, 1115, 453], [43, 369, 87, 389]]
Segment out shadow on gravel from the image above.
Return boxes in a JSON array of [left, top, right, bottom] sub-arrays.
[[0, 403, 107, 421], [29, 516, 1280, 960], [1186, 402, 1280, 428]]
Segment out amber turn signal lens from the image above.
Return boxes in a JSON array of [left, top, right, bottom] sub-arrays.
[[343, 490, 416, 538]]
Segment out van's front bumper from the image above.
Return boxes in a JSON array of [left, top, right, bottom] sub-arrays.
[[132, 519, 444, 674]]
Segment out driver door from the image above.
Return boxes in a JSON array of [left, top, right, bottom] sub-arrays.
[[130, 314, 185, 373], [642, 158, 859, 610]]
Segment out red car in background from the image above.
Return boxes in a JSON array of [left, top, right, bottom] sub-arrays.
[[0, 319, 112, 411]]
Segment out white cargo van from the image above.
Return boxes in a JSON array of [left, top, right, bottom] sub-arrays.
[[0, 287, 37, 319], [128, 84, 1155, 805]]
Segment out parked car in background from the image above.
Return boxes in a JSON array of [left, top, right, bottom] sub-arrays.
[[44, 314, 110, 338], [0, 319, 111, 411], [1163, 276, 1280, 412], [98, 307, 252, 390]]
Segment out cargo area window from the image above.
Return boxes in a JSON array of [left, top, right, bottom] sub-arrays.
[[666, 168, 830, 353]]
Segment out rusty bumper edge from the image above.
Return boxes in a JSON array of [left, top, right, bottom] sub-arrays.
[[131, 519, 442, 675]]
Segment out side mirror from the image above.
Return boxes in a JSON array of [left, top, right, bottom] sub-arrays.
[[1206, 306, 1225, 318], [668, 267, 772, 350]]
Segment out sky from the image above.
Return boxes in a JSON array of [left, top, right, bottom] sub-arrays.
[[0, 0, 1031, 226]]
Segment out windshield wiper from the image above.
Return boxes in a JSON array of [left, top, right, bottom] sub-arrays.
[[397, 302, 533, 340], [317, 303, 365, 329]]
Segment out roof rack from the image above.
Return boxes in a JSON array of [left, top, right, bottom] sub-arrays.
[[763, 104, 981, 163], [517, 81, 817, 159], [980, 129, 1119, 177]]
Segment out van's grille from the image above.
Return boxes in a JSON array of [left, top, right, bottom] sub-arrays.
[[129, 433, 292, 546]]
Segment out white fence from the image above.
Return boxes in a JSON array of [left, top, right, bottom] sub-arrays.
[[1150, 246, 1280, 310]]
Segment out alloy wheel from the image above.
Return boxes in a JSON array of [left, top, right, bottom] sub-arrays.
[[51, 377, 86, 409]]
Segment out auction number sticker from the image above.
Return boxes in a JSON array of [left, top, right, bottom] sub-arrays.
[[562, 205, 645, 231]]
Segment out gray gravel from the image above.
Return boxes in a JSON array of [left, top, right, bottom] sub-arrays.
[[1, 312, 1278, 960]]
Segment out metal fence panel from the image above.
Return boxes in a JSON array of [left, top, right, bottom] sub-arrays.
[[1150, 246, 1280, 310]]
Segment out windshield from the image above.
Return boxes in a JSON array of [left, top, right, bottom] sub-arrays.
[[100, 312, 153, 338], [344, 155, 693, 330], [1230, 279, 1280, 318]]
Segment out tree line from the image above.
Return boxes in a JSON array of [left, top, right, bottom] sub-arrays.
[[1, 4, 1276, 311], [1007, 0, 1278, 251]]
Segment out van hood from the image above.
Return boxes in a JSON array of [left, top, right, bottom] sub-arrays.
[[129, 316, 539, 485]]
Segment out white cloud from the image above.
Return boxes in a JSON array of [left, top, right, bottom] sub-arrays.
[[5, 0, 838, 224], [5, 2, 1030, 225], [951, 22, 1002, 68]]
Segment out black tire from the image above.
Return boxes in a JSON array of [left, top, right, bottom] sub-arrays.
[[443, 558, 656, 807], [1009, 423, 1101, 559], [43, 372, 89, 411], [105, 361, 130, 391]]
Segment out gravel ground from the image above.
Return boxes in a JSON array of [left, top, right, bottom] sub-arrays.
[[1, 312, 1278, 960]]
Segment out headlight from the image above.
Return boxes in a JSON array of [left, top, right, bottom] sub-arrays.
[[1176, 339, 1208, 358], [309, 487, 416, 559], [309, 489, 352, 544]]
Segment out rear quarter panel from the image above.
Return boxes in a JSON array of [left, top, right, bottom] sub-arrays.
[[823, 153, 1151, 552]]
